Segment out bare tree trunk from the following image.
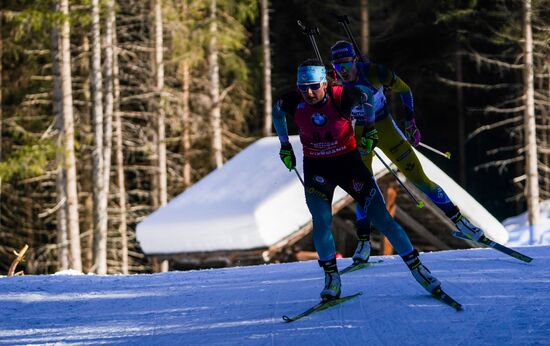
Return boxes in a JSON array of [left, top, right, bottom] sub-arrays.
[[522, 0, 539, 244], [0, 10, 3, 235], [181, 62, 192, 187], [103, 0, 115, 213], [154, 0, 167, 206], [79, 35, 94, 272], [112, 2, 128, 275], [101, 0, 116, 273], [260, 0, 272, 136], [91, 0, 107, 274], [546, 60, 550, 195], [51, 21, 69, 270], [545, 60, 550, 196], [180, 0, 191, 188], [60, 0, 82, 271], [0, 9, 2, 162], [209, 0, 223, 168], [456, 40, 466, 186], [55, 168, 69, 270], [360, 0, 369, 56]]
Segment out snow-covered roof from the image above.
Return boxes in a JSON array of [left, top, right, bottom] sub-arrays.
[[136, 136, 507, 255]]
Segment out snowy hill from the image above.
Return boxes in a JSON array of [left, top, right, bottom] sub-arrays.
[[1, 246, 548, 345]]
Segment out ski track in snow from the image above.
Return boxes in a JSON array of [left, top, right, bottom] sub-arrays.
[[0, 246, 548, 345]]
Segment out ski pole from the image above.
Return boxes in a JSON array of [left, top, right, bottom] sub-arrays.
[[334, 14, 363, 61], [418, 142, 451, 159], [333, 13, 424, 209], [297, 20, 323, 63], [293, 168, 305, 187], [373, 151, 424, 208]]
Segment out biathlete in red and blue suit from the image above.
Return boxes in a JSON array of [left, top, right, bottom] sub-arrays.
[[271, 59, 442, 301]]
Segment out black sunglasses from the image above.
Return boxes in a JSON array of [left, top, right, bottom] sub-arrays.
[[297, 83, 322, 92]]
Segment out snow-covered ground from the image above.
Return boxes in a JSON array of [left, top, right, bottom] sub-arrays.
[[1, 246, 548, 345], [504, 200, 550, 246]]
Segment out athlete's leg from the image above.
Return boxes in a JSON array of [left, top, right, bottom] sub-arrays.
[[376, 116, 456, 215], [376, 116, 484, 240], [339, 152, 414, 256], [304, 175, 337, 261], [352, 205, 372, 262], [353, 149, 374, 245], [303, 160, 341, 300], [340, 151, 441, 293]]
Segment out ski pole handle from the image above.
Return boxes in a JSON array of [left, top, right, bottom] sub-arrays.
[[374, 151, 424, 208], [418, 142, 451, 159], [333, 13, 365, 63], [297, 20, 323, 63]]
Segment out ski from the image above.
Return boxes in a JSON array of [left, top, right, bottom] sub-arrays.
[[282, 291, 363, 323], [340, 259, 383, 275], [452, 232, 533, 263], [431, 287, 463, 311]]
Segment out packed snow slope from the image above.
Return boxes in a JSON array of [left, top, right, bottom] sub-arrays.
[[1, 246, 548, 345]]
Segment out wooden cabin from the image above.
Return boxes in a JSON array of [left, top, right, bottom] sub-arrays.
[[137, 136, 507, 272]]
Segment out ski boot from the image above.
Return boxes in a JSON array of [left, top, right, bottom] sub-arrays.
[[402, 249, 441, 294], [352, 236, 371, 264], [319, 259, 341, 301], [448, 209, 485, 241]]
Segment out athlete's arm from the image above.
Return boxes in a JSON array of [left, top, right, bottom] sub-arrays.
[[341, 85, 375, 128], [272, 91, 301, 143], [376, 64, 414, 120], [341, 85, 377, 151]]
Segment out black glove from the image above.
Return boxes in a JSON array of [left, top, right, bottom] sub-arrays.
[[279, 142, 296, 171]]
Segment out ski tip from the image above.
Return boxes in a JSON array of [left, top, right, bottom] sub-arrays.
[[448, 301, 464, 311], [432, 288, 463, 311], [513, 253, 533, 263], [520, 256, 533, 263], [283, 315, 297, 323], [445, 151, 452, 159]]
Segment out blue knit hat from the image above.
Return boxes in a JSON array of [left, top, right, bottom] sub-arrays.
[[330, 41, 356, 60]]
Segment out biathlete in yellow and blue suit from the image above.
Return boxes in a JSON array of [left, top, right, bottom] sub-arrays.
[[329, 41, 484, 263]]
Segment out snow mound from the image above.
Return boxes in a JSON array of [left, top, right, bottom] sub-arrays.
[[503, 199, 550, 246], [53, 269, 85, 276]]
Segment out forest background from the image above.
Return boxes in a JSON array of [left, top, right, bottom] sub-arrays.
[[1, 0, 549, 274]]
